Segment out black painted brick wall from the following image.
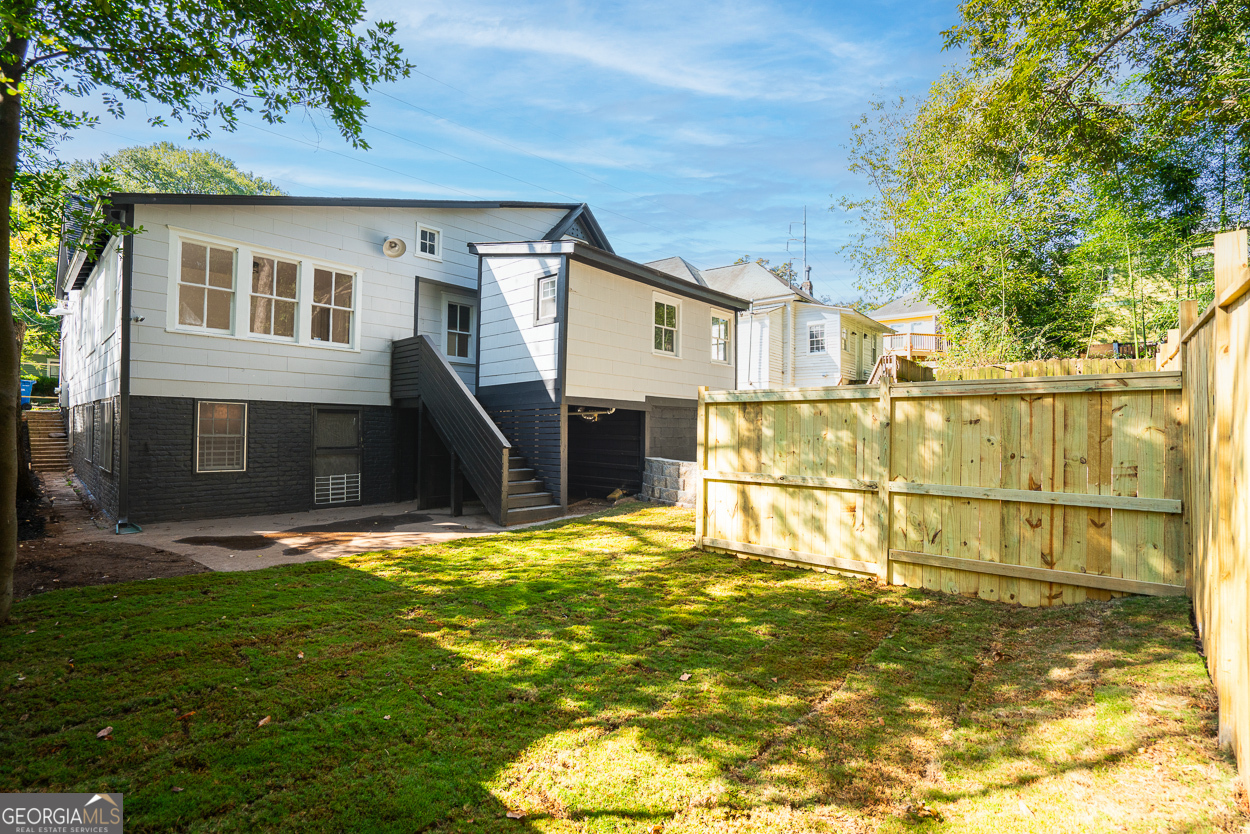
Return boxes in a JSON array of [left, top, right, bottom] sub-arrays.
[[68, 398, 121, 518], [647, 400, 697, 462], [127, 396, 396, 523]]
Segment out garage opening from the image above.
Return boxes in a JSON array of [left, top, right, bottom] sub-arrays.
[[567, 407, 644, 499]]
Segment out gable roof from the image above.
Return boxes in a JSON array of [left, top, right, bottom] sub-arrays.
[[469, 240, 748, 311], [870, 291, 939, 320], [644, 256, 707, 287], [542, 203, 613, 253], [699, 261, 817, 303]]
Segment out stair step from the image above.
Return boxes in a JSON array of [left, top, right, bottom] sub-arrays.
[[507, 479, 544, 495], [509, 491, 554, 509], [508, 456, 530, 469], [505, 504, 563, 525], [508, 467, 536, 481]]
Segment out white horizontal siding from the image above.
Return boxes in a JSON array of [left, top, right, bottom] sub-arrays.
[[564, 261, 735, 402], [127, 203, 567, 404], [477, 255, 563, 390], [795, 307, 842, 387], [60, 239, 122, 406]]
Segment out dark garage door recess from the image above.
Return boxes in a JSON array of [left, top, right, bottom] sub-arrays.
[[568, 408, 643, 498]]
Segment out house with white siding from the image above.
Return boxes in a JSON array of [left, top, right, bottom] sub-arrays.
[[646, 258, 893, 388], [55, 194, 746, 529]]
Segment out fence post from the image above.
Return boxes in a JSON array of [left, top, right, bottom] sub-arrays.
[[1178, 298, 1196, 593], [876, 376, 892, 581], [694, 386, 708, 550]]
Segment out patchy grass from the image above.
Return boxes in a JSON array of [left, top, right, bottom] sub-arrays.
[[0, 503, 1242, 833]]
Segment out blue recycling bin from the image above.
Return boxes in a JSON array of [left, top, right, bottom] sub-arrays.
[[19, 379, 34, 407]]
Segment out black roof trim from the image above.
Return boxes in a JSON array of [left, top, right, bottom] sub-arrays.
[[569, 244, 747, 311], [542, 203, 614, 254], [105, 192, 583, 210]]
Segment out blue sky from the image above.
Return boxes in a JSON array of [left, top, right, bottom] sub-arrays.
[[63, 0, 962, 302]]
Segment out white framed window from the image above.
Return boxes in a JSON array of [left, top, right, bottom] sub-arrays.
[[446, 300, 473, 360], [809, 324, 827, 354], [311, 268, 355, 345], [535, 274, 558, 325], [654, 297, 679, 356], [196, 401, 247, 473], [841, 327, 848, 350], [178, 239, 235, 331], [871, 334, 878, 362], [417, 224, 442, 260], [249, 254, 298, 339], [711, 314, 731, 363]]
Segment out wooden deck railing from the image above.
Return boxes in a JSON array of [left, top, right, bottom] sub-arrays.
[[393, 335, 512, 524], [883, 332, 947, 354]]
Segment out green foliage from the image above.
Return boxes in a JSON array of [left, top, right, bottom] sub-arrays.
[[69, 142, 285, 196], [935, 310, 1052, 368], [9, 205, 59, 356]]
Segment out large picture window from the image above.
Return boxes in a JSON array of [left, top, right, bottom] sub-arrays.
[[197, 401, 247, 472], [311, 268, 354, 345], [654, 299, 678, 355], [250, 255, 298, 338], [711, 315, 730, 362], [178, 241, 234, 330]]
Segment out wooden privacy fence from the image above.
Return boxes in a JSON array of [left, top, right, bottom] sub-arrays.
[[695, 370, 1186, 607], [1181, 229, 1250, 782]]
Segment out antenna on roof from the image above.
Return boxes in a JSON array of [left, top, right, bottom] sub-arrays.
[[786, 206, 806, 288]]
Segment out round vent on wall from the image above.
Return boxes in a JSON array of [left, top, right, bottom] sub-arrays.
[[383, 237, 407, 258]]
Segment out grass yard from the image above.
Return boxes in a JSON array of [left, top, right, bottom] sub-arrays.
[[1, 503, 1243, 833]]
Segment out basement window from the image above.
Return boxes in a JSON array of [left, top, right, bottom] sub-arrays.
[[196, 401, 247, 472]]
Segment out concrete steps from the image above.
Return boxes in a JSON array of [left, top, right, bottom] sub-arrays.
[[24, 411, 67, 472]]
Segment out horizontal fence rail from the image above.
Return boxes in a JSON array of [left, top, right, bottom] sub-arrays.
[[695, 369, 1186, 608]]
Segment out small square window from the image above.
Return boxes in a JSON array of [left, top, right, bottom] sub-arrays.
[[417, 225, 441, 259], [197, 401, 247, 472], [809, 324, 826, 354], [535, 274, 558, 324]]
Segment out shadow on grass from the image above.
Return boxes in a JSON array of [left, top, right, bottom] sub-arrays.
[[0, 504, 1235, 833]]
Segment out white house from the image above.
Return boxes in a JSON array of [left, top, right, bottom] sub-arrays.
[[646, 258, 894, 388], [55, 194, 746, 528]]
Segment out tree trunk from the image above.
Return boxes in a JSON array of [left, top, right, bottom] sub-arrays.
[[0, 35, 29, 624]]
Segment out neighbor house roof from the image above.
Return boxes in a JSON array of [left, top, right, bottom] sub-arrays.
[[644, 256, 707, 287], [699, 261, 818, 303], [470, 240, 749, 311], [870, 291, 939, 321]]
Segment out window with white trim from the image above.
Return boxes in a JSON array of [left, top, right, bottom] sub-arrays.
[[311, 268, 354, 344], [417, 225, 441, 259], [841, 327, 848, 350], [809, 324, 826, 353], [535, 274, 557, 324], [196, 401, 247, 472], [178, 240, 235, 330], [654, 299, 678, 355], [871, 334, 878, 362], [446, 301, 473, 358], [711, 315, 730, 362], [250, 255, 298, 338]]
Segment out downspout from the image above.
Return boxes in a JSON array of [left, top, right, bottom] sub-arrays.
[[116, 204, 139, 534]]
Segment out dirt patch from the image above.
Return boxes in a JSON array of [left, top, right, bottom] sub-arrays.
[[17, 490, 46, 542], [15, 538, 211, 599]]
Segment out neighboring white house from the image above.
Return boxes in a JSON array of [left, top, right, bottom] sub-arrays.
[[647, 258, 894, 388], [55, 194, 747, 528]]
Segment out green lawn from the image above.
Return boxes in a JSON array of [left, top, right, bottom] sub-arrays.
[[1, 504, 1243, 833]]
